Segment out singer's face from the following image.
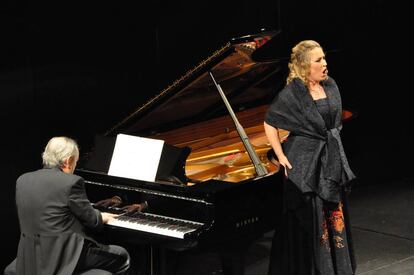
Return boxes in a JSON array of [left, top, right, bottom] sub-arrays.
[[308, 47, 328, 83]]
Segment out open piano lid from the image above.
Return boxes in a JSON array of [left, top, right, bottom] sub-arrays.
[[105, 29, 287, 138]]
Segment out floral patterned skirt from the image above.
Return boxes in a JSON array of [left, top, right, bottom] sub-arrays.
[[268, 180, 356, 275]]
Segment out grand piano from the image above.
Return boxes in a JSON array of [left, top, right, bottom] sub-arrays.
[[77, 29, 288, 274]]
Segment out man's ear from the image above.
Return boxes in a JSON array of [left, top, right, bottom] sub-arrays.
[[68, 156, 76, 168], [61, 156, 74, 171], [61, 158, 70, 169]]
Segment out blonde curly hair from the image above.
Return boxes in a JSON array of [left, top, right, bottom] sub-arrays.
[[286, 40, 322, 86]]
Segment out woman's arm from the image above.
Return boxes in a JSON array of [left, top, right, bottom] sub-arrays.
[[264, 122, 292, 177]]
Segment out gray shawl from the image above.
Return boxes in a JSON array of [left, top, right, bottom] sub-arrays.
[[265, 77, 355, 202]]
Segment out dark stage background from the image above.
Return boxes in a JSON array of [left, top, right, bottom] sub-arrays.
[[1, 0, 411, 270]]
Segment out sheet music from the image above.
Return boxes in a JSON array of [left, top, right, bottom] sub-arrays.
[[108, 134, 164, 182]]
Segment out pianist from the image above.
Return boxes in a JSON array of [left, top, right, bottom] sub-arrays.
[[4, 136, 131, 275]]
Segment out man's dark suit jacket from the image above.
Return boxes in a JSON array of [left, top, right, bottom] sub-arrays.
[[15, 167, 103, 275]]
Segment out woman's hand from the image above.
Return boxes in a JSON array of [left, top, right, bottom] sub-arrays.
[[278, 155, 292, 177]]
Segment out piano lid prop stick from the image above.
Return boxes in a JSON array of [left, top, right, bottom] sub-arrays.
[[208, 71, 268, 176]]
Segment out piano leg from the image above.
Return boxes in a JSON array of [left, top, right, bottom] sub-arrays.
[[220, 249, 246, 275], [109, 242, 180, 275], [135, 245, 180, 275], [218, 238, 255, 275], [120, 235, 256, 275], [148, 240, 253, 275], [158, 247, 180, 275], [120, 243, 151, 275], [150, 246, 173, 275]]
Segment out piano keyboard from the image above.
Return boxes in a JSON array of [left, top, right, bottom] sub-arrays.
[[107, 212, 204, 239]]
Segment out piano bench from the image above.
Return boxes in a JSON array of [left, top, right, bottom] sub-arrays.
[[4, 258, 113, 275], [75, 269, 113, 275]]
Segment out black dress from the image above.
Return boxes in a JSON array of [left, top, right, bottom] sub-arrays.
[[268, 98, 356, 275]]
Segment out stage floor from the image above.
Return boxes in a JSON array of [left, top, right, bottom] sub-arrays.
[[173, 177, 414, 275]]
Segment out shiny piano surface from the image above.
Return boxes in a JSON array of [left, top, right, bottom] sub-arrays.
[[77, 29, 288, 250]]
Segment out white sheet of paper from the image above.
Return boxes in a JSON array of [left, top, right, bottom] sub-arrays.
[[108, 134, 164, 182]]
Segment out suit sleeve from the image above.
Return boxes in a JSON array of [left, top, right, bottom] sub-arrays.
[[68, 178, 103, 230]]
